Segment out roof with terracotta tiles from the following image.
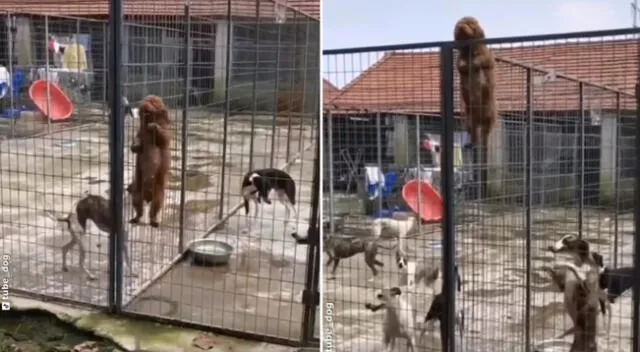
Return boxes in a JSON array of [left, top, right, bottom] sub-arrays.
[[324, 39, 638, 113], [323, 79, 340, 102], [3, 0, 319, 20], [277, 0, 319, 20]]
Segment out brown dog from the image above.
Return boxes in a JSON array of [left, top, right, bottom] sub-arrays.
[[45, 192, 132, 280], [129, 95, 171, 228], [454, 16, 497, 149]]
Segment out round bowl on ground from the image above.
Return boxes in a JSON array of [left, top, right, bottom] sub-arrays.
[[187, 239, 233, 267]]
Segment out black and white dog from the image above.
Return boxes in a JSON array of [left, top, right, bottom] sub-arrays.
[[418, 264, 464, 344], [241, 168, 297, 235]]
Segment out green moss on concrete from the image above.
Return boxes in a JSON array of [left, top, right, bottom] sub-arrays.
[[6, 297, 297, 352], [0, 307, 122, 352], [76, 313, 198, 351]]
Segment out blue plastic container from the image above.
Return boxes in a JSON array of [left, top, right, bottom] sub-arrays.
[[372, 209, 394, 219], [0, 108, 21, 119]]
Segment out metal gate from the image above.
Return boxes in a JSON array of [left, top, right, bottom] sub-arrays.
[[323, 27, 640, 351], [1, 0, 319, 347]]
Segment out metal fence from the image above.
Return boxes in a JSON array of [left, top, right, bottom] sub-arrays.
[[0, 0, 320, 347], [323, 28, 639, 351]]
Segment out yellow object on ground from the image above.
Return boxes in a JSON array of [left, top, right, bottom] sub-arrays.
[[454, 145, 463, 168]]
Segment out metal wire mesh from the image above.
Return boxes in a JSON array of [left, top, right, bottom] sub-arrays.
[[0, 11, 112, 306], [0, 0, 320, 346], [322, 30, 638, 352]]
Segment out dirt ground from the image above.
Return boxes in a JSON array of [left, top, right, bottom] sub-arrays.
[[324, 194, 634, 352], [0, 110, 317, 341]]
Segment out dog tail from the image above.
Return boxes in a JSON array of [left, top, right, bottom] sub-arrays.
[[285, 177, 296, 205], [243, 198, 250, 215]]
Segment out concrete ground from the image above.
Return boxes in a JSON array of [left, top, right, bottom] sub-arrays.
[[125, 146, 319, 341], [0, 110, 99, 139], [325, 195, 634, 352], [0, 110, 318, 341]]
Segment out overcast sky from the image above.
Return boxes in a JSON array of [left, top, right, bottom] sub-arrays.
[[323, 0, 633, 49], [322, 0, 635, 87]]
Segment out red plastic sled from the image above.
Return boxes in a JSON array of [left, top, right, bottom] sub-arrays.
[[402, 179, 443, 223], [29, 80, 73, 121]]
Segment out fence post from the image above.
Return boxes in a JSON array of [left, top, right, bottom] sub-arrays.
[[6, 12, 15, 137], [44, 15, 51, 133], [613, 92, 621, 268], [108, 0, 125, 313], [297, 20, 311, 153], [524, 67, 533, 352], [578, 82, 585, 238], [375, 111, 383, 214], [300, 136, 320, 344], [178, 4, 191, 253], [248, 0, 260, 171], [218, 0, 233, 220], [270, 21, 283, 168], [102, 22, 108, 121], [142, 37, 148, 98], [439, 43, 456, 352], [285, 12, 298, 162], [75, 18, 81, 103], [327, 111, 335, 233], [632, 80, 640, 352], [414, 114, 421, 235]]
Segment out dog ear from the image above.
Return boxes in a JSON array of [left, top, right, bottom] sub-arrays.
[[574, 238, 590, 253], [389, 287, 402, 297], [426, 267, 440, 283], [592, 251, 604, 267], [243, 198, 250, 215], [395, 250, 407, 269], [454, 265, 463, 291], [549, 234, 574, 252], [156, 105, 170, 126], [138, 102, 150, 125], [561, 234, 577, 244], [252, 176, 269, 199]]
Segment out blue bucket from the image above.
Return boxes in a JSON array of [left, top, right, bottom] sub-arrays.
[[372, 209, 394, 219], [0, 108, 21, 119]]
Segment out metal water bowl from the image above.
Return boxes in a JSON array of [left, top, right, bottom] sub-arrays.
[[187, 239, 233, 266]]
